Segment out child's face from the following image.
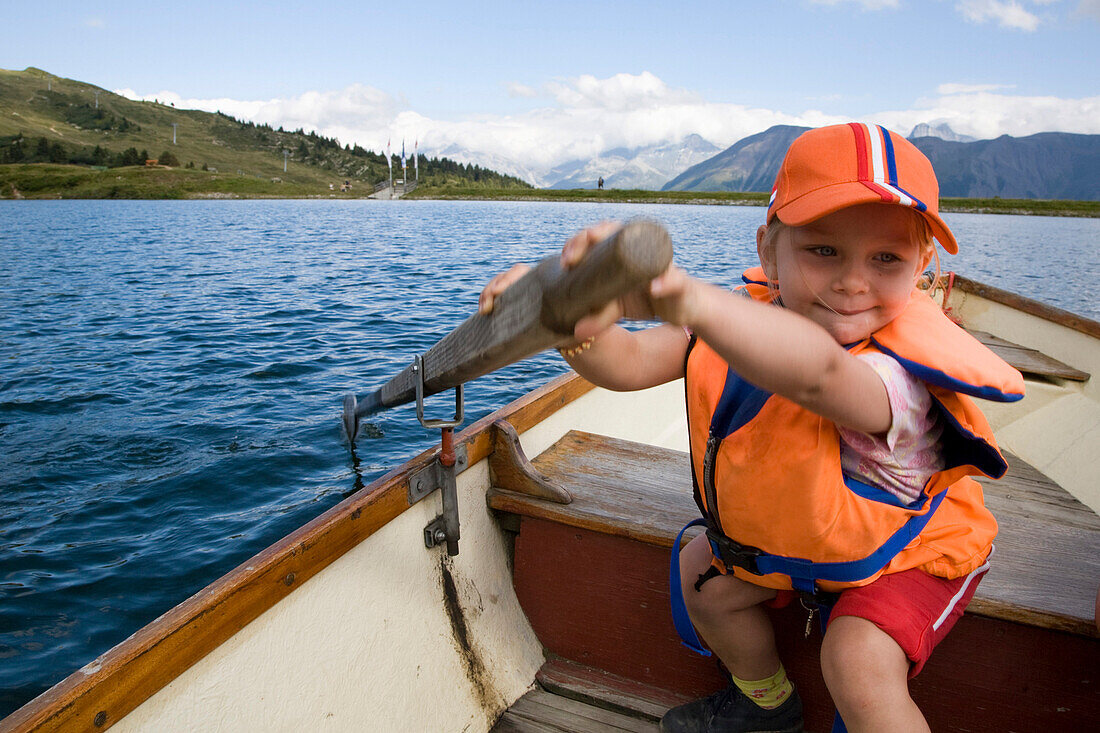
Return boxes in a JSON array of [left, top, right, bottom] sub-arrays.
[[761, 204, 928, 344]]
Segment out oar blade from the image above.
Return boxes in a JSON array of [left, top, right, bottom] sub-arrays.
[[342, 393, 359, 444]]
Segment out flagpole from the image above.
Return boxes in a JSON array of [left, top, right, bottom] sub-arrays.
[[387, 138, 393, 195]]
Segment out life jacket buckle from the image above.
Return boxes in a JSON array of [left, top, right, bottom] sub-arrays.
[[706, 528, 763, 575]]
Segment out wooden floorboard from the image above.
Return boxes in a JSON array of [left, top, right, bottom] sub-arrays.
[[536, 656, 687, 722], [493, 687, 659, 732], [489, 429, 1100, 637], [967, 328, 1090, 381], [974, 454, 1100, 632]]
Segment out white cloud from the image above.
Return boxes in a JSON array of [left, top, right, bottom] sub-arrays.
[[116, 84, 400, 149], [936, 82, 1014, 94], [544, 72, 700, 110], [956, 0, 1041, 30], [873, 89, 1100, 140], [118, 72, 1100, 184], [506, 82, 538, 98]]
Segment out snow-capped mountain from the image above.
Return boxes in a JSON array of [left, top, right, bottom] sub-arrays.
[[908, 122, 976, 143], [432, 134, 720, 189], [546, 135, 721, 190]]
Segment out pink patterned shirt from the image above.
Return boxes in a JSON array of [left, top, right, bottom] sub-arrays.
[[838, 353, 945, 505]]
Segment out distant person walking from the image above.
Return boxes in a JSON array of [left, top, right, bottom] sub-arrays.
[[598, 176, 604, 190]]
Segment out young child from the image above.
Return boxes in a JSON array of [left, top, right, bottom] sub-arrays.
[[479, 123, 1024, 733]]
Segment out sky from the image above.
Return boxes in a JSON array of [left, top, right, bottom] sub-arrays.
[[4, 0, 1099, 171]]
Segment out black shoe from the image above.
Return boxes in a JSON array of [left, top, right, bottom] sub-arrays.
[[659, 683, 803, 733]]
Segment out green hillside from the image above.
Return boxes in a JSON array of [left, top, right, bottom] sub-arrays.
[[0, 67, 530, 198]]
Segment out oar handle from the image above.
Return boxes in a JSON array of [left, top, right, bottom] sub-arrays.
[[344, 219, 672, 438], [535, 219, 673, 334]]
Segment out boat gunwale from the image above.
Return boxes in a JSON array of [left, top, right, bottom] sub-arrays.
[[951, 273, 1100, 339], [0, 373, 596, 733]]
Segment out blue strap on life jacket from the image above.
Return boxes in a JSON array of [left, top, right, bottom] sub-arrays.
[[746, 488, 949, 593], [670, 518, 711, 656], [671, 485, 948, 651]]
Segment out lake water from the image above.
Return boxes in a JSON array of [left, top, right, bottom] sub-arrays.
[[1, 199, 1097, 715]]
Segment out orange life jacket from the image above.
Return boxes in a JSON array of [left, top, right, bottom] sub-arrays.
[[685, 268, 1025, 593]]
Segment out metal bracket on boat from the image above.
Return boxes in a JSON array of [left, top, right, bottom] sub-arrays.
[[411, 353, 464, 556], [413, 354, 464, 430]]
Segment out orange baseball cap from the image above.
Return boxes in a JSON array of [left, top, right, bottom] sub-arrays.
[[767, 123, 958, 254]]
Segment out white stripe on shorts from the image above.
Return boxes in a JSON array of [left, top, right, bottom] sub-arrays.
[[931, 546, 993, 631]]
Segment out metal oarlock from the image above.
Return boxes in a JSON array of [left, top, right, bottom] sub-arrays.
[[414, 354, 463, 429], [411, 354, 464, 556]]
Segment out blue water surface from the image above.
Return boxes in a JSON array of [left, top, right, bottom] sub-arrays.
[[0, 199, 1097, 715]]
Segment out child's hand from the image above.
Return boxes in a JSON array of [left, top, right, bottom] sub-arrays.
[[648, 265, 703, 327], [478, 263, 531, 315], [563, 221, 662, 340], [478, 221, 691, 341], [564, 221, 703, 338], [476, 221, 621, 316]]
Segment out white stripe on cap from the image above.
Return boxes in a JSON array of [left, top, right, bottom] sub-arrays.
[[881, 182, 914, 207], [861, 123, 916, 208], [866, 123, 885, 184]]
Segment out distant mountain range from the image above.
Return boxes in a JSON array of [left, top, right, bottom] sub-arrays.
[[7, 65, 1094, 201], [663, 124, 1100, 200], [662, 126, 806, 193], [445, 120, 1100, 200], [545, 135, 721, 190], [439, 134, 721, 190], [914, 133, 1100, 200]]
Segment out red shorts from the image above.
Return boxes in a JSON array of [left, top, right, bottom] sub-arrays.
[[770, 563, 989, 677]]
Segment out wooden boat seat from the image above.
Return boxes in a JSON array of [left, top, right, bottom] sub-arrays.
[[487, 423, 1099, 731], [967, 328, 1090, 382], [488, 426, 1100, 637]]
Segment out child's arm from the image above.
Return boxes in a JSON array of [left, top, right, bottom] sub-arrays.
[[558, 322, 689, 392], [650, 268, 894, 436]]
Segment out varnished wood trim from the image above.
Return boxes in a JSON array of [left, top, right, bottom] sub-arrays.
[[489, 421, 573, 504], [967, 597, 1099, 639], [1, 372, 595, 732], [951, 274, 1100, 339], [488, 488, 678, 549]]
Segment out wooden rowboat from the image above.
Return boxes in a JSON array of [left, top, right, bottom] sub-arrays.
[[2, 275, 1097, 732]]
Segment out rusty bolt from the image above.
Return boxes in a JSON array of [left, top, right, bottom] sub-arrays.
[[94, 711, 107, 727], [284, 572, 296, 586]]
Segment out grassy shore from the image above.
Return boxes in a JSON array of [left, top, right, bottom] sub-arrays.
[[3, 165, 1097, 217], [405, 185, 1100, 217], [0, 164, 351, 199], [403, 185, 773, 207]]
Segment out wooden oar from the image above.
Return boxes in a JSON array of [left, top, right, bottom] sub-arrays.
[[342, 219, 673, 444]]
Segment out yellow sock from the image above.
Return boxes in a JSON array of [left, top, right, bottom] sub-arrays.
[[732, 663, 793, 710]]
